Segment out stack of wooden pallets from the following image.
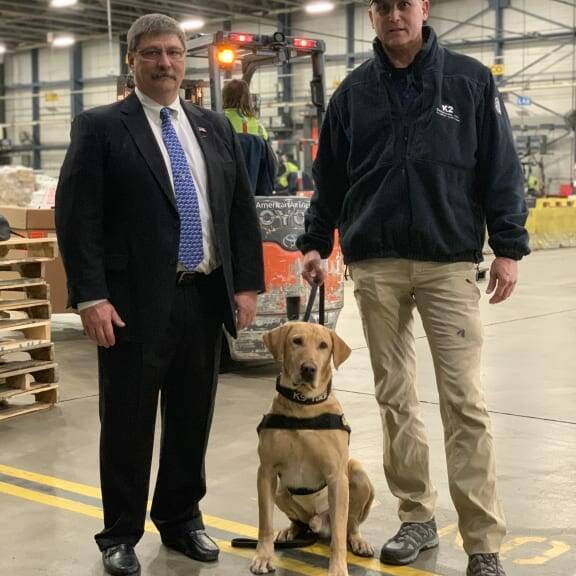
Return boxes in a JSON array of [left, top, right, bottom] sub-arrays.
[[0, 237, 58, 421]]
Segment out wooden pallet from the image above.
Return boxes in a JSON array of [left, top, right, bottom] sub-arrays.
[[0, 237, 59, 422], [0, 298, 51, 319], [0, 237, 57, 260], [0, 339, 54, 358], [0, 339, 57, 421], [0, 361, 58, 390], [0, 277, 48, 300], [0, 318, 51, 341], [0, 383, 58, 421]]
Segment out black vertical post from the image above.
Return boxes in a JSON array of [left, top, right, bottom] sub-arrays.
[[491, 0, 509, 85], [0, 61, 5, 133], [346, 3, 355, 73], [0, 61, 7, 166], [119, 34, 128, 75], [31, 48, 41, 169], [223, 20, 232, 81], [278, 11, 293, 132], [70, 42, 83, 118]]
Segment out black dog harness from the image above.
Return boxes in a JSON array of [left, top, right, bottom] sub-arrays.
[[257, 374, 352, 497], [257, 412, 350, 435], [257, 412, 351, 496]]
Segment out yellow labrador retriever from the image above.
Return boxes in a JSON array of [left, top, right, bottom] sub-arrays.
[[250, 322, 374, 576]]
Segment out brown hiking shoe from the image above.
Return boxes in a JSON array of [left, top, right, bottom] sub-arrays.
[[467, 553, 507, 576]]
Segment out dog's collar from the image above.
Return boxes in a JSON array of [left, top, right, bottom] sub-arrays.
[[276, 376, 332, 405]]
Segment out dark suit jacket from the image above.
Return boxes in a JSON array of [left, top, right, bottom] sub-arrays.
[[55, 92, 265, 342]]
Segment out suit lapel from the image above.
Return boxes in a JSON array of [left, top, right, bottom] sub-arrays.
[[120, 92, 176, 211]]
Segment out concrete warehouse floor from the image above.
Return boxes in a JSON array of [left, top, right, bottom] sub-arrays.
[[0, 248, 575, 576]]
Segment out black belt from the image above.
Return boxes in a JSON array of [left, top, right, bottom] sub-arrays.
[[176, 270, 208, 285]]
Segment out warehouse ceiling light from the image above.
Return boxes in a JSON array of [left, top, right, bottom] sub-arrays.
[[181, 18, 205, 31], [52, 34, 75, 47], [50, 0, 78, 7], [304, 1, 335, 14], [0, 44, 6, 55]]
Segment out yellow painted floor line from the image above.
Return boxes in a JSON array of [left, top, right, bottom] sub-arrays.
[[0, 465, 446, 576], [0, 463, 102, 498], [0, 481, 104, 519], [0, 482, 331, 576]]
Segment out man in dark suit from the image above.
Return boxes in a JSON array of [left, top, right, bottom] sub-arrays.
[[55, 13, 264, 576]]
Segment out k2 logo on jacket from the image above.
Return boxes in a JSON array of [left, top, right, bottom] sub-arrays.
[[495, 96, 503, 116], [436, 104, 461, 123]]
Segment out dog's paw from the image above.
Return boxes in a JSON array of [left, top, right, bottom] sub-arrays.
[[250, 554, 276, 574], [328, 566, 349, 576], [275, 525, 300, 543], [348, 534, 374, 557]]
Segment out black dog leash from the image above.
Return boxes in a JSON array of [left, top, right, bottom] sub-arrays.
[[303, 280, 325, 325], [231, 520, 318, 549]]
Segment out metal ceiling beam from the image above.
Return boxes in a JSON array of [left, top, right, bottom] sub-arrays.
[[438, 8, 491, 40], [0, 17, 100, 36], [0, 4, 111, 30], [551, 0, 576, 6], [500, 40, 573, 86], [432, 12, 520, 37], [508, 5, 575, 32], [0, 27, 44, 42]]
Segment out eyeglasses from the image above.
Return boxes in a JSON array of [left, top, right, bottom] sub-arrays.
[[137, 48, 186, 62]]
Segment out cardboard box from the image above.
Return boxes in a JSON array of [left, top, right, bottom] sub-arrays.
[[0, 205, 68, 314], [0, 205, 55, 231]]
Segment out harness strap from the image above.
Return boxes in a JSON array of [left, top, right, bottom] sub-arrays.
[[288, 485, 326, 496], [257, 412, 351, 435]]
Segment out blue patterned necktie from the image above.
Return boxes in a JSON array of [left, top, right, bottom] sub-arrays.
[[160, 106, 204, 271]]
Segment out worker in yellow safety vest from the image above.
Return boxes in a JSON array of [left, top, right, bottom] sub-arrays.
[[223, 79, 269, 140], [223, 78, 276, 196], [276, 153, 299, 195]]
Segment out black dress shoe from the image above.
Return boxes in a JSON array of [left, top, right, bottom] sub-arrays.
[[162, 529, 220, 562], [102, 544, 140, 575]]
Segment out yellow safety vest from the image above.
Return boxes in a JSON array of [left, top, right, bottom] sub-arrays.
[[224, 109, 268, 140], [277, 161, 298, 189]]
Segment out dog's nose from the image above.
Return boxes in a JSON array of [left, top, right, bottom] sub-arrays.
[[300, 363, 317, 382]]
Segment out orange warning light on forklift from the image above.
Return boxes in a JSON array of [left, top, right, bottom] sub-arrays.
[[217, 47, 236, 68]]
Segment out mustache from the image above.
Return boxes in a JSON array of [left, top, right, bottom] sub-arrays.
[[151, 72, 178, 80]]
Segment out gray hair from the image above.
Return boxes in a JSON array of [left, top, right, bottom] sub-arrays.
[[127, 13, 186, 54]]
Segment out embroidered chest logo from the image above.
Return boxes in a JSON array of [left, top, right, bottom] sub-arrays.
[[495, 96, 502, 116], [436, 104, 461, 123]]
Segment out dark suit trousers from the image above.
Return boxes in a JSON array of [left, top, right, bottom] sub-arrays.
[[94, 269, 226, 551]]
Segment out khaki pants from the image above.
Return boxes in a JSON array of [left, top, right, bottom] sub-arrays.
[[350, 259, 506, 554]]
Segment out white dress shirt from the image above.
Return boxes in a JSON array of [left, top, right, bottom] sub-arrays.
[[78, 89, 219, 311]]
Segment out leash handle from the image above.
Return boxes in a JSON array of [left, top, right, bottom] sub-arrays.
[[302, 281, 325, 325]]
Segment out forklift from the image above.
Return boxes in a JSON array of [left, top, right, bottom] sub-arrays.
[[183, 30, 345, 362]]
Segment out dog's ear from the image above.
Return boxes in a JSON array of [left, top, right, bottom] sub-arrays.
[[330, 330, 351, 369], [263, 325, 291, 361]]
